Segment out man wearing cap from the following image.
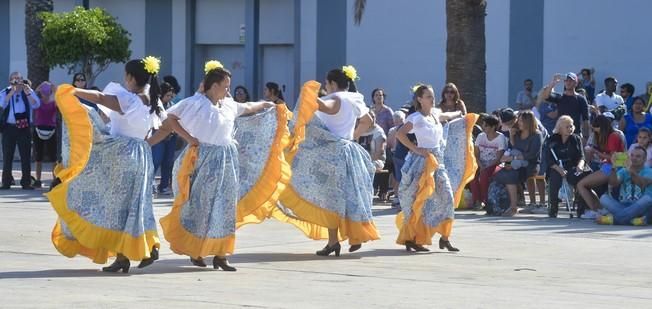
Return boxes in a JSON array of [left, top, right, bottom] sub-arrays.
[[542, 72, 590, 140]]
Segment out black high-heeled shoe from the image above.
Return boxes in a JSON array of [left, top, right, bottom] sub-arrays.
[[349, 244, 362, 253], [190, 257, 207, 267], [316, 242, 341, 256], [439, 237, 459, 252], [405, 241, 430, 252], [102, 258, 130, 273], [137, 247, 159, 269], [213, 256, 236, 271]]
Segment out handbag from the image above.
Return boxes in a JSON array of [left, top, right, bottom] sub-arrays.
[[35, 125, 56, 140]]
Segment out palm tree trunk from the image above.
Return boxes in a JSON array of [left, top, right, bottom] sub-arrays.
[[25, 0, 53, 87], [446, 0, 486, 113]]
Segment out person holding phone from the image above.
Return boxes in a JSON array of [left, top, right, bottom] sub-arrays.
[[0, 72, 41, 189]]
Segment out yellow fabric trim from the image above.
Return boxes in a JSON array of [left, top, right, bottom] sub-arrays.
[[286, 81, 320, 162], [277, 185, 380, 245], [159, 147, 235, 257], [236, 104, 293, 228], [46, 84, 160, 264], [453, 113, 480, 208]]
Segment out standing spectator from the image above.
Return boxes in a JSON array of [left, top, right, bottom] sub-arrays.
[[594, 77, 624, 120], [470, 115, 507, 209], [263, 82, 285, 105], [597, 146, 652, 225], [515, 79, 537, 111], [576, 115, 625, 218], [439, 83, 467, 115], [358, 112, 388, 201], [72, 73, 98, 111], [493, 111, 543, 216], [619, 96, 652, 147], [32, 82, 58, 188], [620, 83, 635, 114], [546, 116, 585, 217], [233, 85, 250, 103], [0, 72, 41, 189], [370, 88, 394, 134], [151, 82, 176, 195], [579, 68, 596, 102], [387, 110, 405, 207], [541, 73, 590, 138]]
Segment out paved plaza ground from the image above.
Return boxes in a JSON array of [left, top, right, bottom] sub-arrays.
[[1, 169, 652, 308]]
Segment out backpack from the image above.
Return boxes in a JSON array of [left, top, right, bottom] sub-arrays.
[[486, 180, 509, 215]]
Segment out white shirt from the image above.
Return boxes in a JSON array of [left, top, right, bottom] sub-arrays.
[[475, 132, 508, 168], [150, 100, 168, 131], [315, 91, 369, 140], [405, 111, 443, 149], [595, 92, 624, 111], [103, 82, 152, 139], [166, 93, 245, 146]]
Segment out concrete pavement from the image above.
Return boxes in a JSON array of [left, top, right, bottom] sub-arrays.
[[1, 186, 652, 308]]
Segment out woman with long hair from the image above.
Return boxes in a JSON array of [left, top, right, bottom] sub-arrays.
[[395, 85, 464, 251], [619, 96, 652, 147], [276, 65, 380, 256], [148, 60, 275, 271], [493, 110, 543, 216], [576, 115, 625, 218], [47, 57, 164, 273], [439, 83, 467, 115]]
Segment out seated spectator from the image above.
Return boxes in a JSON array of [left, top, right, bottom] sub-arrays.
[[603, 112, 627, 147], [593, 77, 625, 121], [470, 115, 507, 209], [358, 112, 388, 201], [493, 111, 543, 216], [620, 83, 635, 114], [579, 68, 596, 103], [576, 115, 625, 218], [628, 127, 652, 167], [516, 79, 537, 112], [619, 96, 652, 147], [536, 88, 559, 134], [233, 85, 250, 103], [546, 116, 585, 217], [597, 146, 652, 225]]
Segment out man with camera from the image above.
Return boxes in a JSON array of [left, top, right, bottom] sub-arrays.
[[0, 72, 41, 189]]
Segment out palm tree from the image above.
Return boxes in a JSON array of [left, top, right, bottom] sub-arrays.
[[25, 0, 54, 87], [354, 0, 487, 113]]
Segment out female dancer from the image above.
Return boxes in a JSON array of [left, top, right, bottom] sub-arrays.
[[47, 57, 163, 273], [148, 61, 274, 271], [277, 65, 380, 256], [395, 85, 463, 252]]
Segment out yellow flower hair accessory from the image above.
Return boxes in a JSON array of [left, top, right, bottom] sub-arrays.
[[411, 83, 425, 93], [141, 56, 161, 75], [204, 60, 224, 75], [342, 65, 359, 81]]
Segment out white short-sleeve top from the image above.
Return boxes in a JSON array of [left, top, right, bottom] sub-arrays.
[[103, 82, 153, 139], [166, 93, 245, 145], [405, 111, 443, 149], [315, 91, 369, 140]]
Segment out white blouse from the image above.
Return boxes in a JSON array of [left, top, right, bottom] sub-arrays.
[[166, 93, 245, 146], [406, 111, 443, 149], [315, 91, 369, 140], [103, 82, 153, 140]]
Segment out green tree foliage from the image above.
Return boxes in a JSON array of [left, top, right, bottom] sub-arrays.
[[40, 6, 131, 86]]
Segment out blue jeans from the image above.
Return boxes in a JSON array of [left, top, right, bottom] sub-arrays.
[[151, 133, 177, 191], [599, 194, 652, 225], [393, 157, 405, 182]]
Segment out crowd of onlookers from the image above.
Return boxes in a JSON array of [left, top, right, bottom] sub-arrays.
[[2, 67, 652, 227]]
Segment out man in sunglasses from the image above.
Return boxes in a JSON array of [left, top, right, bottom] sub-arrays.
[[0, 72, 41, 189]]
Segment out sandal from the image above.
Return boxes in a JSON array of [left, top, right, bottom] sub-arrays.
[[502, 207, 518, 217]]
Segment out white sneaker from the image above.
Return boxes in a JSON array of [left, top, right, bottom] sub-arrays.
[[582, 210, 598, 219]]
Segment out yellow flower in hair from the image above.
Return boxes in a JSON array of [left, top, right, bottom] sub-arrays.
[[342, 65, 359, 81], [141, 56, 161, 75], [204, 60, 224, 75]]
